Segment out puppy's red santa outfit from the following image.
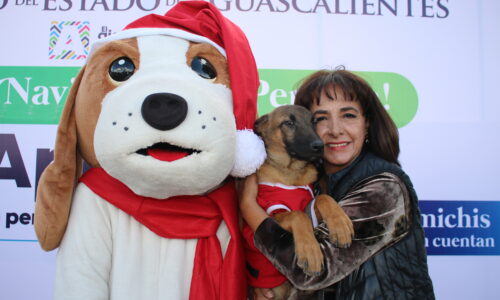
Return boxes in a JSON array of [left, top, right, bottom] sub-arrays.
[[242, 183, 316, 288]]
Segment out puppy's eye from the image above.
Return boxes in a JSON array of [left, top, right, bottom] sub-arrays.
[[282, 120, 295, 128], [109, 57, 135, 82], [191, 56, 217, 79]]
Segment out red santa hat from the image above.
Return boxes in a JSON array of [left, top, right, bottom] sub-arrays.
[[93, 1, 265, 177]]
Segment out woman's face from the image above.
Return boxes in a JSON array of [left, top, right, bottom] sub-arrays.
[[311, 89, 368, 174]]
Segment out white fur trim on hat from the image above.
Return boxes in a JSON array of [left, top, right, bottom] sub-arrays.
[[230, 129, 266, 178], [91, 28, 227, 57]]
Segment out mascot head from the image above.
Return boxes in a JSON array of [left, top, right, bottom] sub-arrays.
[[34, 1, 265, 250]]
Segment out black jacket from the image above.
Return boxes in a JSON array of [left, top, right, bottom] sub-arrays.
[[254, 152, 435, 300]]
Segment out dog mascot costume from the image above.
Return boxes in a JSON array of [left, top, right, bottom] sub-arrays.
[[33, 2, 266, 299]]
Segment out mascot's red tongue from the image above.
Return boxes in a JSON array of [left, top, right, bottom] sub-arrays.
[[147, 148, 188, 162]]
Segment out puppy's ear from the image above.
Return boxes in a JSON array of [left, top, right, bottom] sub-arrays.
[[34, 67, 85, 251], [253, 114, 269, 136]]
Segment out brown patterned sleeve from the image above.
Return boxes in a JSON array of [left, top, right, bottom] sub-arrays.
[[253, 172, 411, 291]]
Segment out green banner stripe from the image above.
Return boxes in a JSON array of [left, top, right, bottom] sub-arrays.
[[0, 67, 417, 127], [257, 69, 418, 128]]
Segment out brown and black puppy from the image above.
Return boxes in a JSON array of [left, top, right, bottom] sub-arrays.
[[254, 105, 354, 298]]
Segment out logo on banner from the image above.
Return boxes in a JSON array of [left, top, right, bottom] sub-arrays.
[[49, 21, 90, 60], [420, 200, 500, 255], [97, 25, 116, 39], [258, 69, 418, 128]]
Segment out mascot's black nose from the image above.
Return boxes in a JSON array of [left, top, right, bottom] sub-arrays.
[[141, 93, 188, 131], [311, 139, 324, 153]]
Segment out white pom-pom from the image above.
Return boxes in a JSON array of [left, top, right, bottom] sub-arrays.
[[230, 129, 267, 178]]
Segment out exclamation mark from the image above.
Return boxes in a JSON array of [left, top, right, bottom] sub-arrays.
[[382, 83, 390, 110]]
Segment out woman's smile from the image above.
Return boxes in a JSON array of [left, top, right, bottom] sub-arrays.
[[326, 141, 350, 150]]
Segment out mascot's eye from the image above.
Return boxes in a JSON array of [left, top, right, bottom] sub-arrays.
[[191, 56, 217, 79], [109, 57, 135, 82]]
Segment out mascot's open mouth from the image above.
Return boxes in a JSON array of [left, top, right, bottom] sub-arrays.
[[136, 143, 201, 162]]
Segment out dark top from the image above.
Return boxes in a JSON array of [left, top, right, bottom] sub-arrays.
[[254, 151, 435, 300]]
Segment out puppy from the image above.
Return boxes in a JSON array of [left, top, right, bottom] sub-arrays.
[[248, 105, 354, 299]]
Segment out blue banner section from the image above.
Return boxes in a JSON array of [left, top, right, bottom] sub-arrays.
[[419, 201, 500, 255]]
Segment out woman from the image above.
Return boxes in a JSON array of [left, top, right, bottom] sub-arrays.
[[240, 69, 435, 299]]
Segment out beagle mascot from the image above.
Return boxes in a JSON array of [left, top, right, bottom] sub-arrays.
[[34, 2, 265, 299]]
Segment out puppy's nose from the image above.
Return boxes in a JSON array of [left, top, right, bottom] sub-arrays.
[[141, 93, 188, 131], [311, 140, 324, 153]]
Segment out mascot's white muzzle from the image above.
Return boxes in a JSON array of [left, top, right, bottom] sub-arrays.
[[94, 36, 237, 199]]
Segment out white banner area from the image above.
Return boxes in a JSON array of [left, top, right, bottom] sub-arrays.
[[1, 1, 499, 299]]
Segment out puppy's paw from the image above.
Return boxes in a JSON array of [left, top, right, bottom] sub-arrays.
[[295, 238, 323, 276], [324, 213, 354, 248], [315, 194, 354, 248]]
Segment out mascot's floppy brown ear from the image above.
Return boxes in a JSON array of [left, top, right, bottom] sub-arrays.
[[34, 68, 85, 251]]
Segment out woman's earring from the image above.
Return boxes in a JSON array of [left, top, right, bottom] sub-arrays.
[[365, 136, 369, 144]]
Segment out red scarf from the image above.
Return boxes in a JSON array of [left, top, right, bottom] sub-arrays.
[[80, 168, 246, 300]]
